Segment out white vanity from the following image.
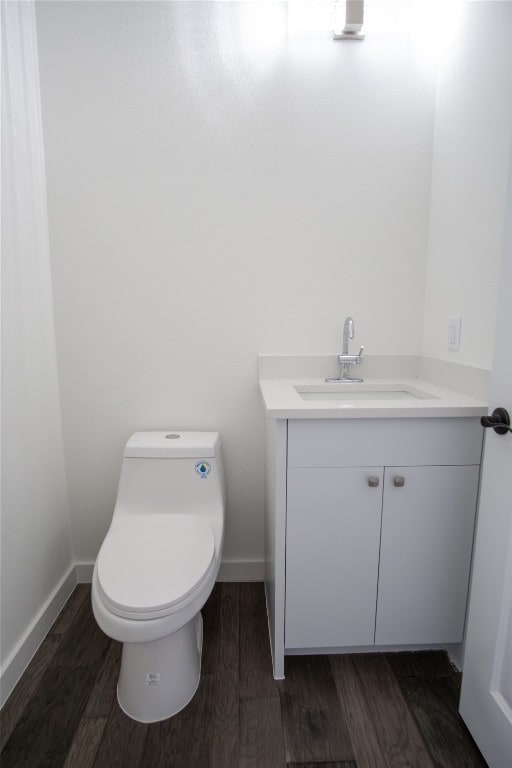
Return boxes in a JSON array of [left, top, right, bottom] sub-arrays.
[[260, 373, 488, 679]]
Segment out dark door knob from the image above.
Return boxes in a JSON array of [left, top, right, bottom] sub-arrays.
[[480, 407, 511, 435]]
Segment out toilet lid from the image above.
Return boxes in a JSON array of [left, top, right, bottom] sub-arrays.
[[96, 516, 215, 617]]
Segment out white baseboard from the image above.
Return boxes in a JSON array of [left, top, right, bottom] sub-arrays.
[[75, 559, 264, 584], [1, 557, 264, 709], [446, 642, 464, 670], [75, 562, 94, 583], [0, 565, 77, 708], [217, 559, 264, 582]]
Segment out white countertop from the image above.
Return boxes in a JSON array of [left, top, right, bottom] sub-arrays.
[[259, 378, 488, 419]]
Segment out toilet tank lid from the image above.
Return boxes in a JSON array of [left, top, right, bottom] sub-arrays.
[[124, 431, 220, 458]]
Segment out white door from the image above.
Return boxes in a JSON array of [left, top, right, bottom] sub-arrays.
[[459, 150, 512, 766]]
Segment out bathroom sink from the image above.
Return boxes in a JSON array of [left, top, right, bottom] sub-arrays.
[[259, 374, 488, 419], [294, 384, 436, 402]]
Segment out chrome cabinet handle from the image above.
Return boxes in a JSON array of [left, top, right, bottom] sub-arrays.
[[393, 476, 405, 487], [368, 476, 380, 487]]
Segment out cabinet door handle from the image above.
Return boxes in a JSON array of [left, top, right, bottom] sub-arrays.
[[393, 475, 405, 487], [368, 476, 380, 487]]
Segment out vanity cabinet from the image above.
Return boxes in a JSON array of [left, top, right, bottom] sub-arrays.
[[286, 463, 479, 649], [265, 416, 483, 677]]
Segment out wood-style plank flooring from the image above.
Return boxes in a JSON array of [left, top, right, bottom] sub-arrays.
[[1, 583, 488, 768]]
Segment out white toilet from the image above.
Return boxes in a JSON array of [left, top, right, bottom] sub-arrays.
[[91, 431, 225, 723]]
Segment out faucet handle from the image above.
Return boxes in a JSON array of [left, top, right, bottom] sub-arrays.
[[357, 346, 364, 362]]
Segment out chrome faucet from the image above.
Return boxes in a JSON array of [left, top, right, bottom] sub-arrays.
[[325, 316, 364, 383]]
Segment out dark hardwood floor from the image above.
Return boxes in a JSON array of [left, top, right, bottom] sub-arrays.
[[1, 583, 488, 768]]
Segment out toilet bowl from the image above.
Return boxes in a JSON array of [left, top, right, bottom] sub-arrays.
[[91, 431, 225, 723]]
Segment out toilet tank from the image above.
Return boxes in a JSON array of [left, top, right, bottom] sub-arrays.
[[114, 432, 225, 517]]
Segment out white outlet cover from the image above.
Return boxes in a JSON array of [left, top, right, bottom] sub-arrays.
[[448, 316, 462, 351]]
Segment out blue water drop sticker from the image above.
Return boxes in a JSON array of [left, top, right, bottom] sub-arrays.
[[194, 460, 211, 478]]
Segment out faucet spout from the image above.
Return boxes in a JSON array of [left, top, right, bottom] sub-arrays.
[[343, 316, 354, 355], [325, 316, 364, 383]]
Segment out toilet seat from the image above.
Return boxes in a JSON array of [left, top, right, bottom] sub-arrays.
[[96, 515, 215, 620]]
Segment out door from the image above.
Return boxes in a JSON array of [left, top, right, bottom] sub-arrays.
[[459, 153, 512, 765], [376, 465, 479, 645], [285, 467, 383, 648]]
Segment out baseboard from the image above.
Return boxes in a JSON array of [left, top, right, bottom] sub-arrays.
[[75, 559, 264, 584], [75, 562, 94, 583], [0, 565, 77, 708], [446, 643, 464, 670], [217, 559, 264, 582], [1, 556, 264, 708]]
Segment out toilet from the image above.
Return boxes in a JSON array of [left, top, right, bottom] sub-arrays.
[[91, 431, 225, 723]]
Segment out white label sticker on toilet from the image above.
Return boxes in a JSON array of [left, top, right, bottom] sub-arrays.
[[145, 673, 160, 686]]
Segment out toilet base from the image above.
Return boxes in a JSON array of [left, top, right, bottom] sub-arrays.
[[117, 612, 203, 723]]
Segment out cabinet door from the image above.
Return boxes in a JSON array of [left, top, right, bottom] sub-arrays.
[[375, 465, 479, 645], [285, 467, 383, 648]]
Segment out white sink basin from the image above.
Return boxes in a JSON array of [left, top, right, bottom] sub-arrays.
[[294, 384, 436, 402], [259, 374, 488, 419]]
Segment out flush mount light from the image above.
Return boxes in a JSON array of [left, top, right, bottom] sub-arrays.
[[334, 0, 365, 40]]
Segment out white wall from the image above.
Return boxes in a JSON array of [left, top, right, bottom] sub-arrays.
[[1, 1, 73, 702], [422, 1, 512, 369], [35, 1, 437, 564]]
